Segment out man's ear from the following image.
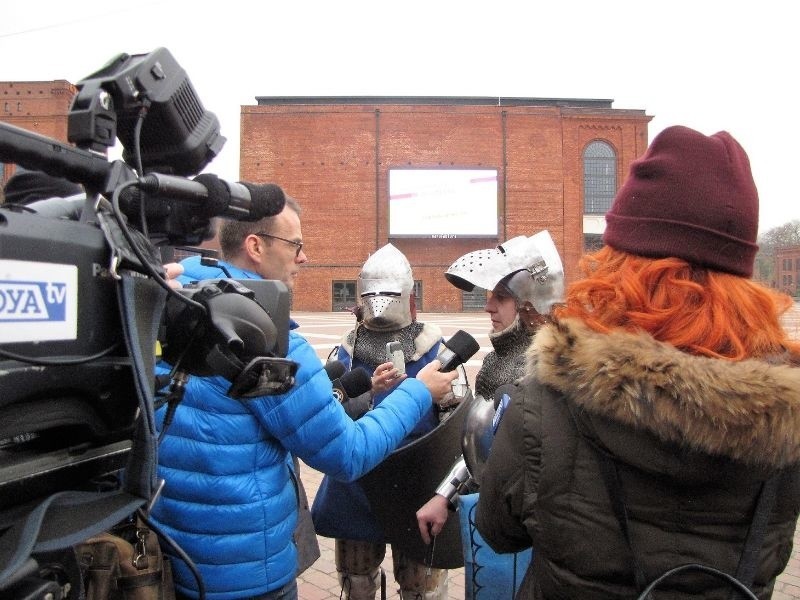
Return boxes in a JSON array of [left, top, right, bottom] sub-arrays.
[[409, 294, 417, 321], [243, 234, 263, 262]]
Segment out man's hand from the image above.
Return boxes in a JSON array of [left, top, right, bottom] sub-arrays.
[[371, 361, 406, 395], [416, 494, 451, 544], [416, 360, 458, 403], [163, 262, 184, 289]]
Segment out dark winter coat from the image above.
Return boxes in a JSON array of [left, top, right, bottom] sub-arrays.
[[476, 317, 800, 599]]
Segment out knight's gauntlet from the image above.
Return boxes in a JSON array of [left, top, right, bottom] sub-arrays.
[[434, 458, 472, 510]]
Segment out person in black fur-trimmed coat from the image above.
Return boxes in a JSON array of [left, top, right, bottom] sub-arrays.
[[476, 125, 800, 599]]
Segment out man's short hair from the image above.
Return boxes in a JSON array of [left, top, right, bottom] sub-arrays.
[[218, 195, 300, 260]]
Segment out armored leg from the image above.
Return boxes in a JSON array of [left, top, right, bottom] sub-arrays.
[[335, 538, 386, 600], [392, 547, 449, 600]]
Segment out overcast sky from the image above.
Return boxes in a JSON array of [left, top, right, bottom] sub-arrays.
[[2, 0, 795, 234]]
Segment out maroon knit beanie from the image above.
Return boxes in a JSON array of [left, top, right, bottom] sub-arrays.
[[603, 125, 759, 277]]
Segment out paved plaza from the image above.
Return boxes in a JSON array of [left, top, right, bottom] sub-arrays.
[[292, 308, 800, 599]]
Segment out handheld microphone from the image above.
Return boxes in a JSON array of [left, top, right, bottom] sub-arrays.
[[137, 172, 286, 220], [325, 361, 373, 403], [437, 330, 481, 372], [324, 360, 347, 382]]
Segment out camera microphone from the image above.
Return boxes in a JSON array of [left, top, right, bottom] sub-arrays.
[[137, 172, 286, 220], [436, 330, 481, 372]]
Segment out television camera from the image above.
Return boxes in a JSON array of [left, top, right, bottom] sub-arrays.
[[0, 48, 296, 598]]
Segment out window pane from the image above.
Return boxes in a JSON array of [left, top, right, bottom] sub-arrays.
[[332, 280, 357, 312], [461, 288, 486, 312], [583, 141, 617, 215]]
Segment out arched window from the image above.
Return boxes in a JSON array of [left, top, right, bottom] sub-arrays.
[[583, 141, 616, 215]]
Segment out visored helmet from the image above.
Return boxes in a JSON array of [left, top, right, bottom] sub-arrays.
[[358, 243, 414, 331], [445, 230, 564, 314]]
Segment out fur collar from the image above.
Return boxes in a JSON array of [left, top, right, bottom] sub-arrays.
[[527, 318, 800, 468]]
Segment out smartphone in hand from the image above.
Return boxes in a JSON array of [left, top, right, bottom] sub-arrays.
[[386, 341, 406, 376]]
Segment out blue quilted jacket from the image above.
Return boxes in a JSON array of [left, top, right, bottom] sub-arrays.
[[151, 258, 433, 599]]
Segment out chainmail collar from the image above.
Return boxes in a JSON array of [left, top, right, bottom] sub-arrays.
[[488, 315, 534, 356], [476, 316, 534, 399], [343, 321, 441, 368]]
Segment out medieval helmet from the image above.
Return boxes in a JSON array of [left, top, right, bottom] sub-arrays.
[[444, 230, 564, 314], [357, 243, 414, 331]]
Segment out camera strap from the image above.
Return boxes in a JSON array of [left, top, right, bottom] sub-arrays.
[[116, 271, 168, 501], [0, 490, 146, 590]]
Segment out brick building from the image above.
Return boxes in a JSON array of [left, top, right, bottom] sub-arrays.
[[241, 97, 651, 311], [0, 80, 77, 186], [775, 245, 800, 296], [1, 85, 653, 312]]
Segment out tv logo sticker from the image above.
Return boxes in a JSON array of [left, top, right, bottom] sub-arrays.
[[0, 260, 78, 343]]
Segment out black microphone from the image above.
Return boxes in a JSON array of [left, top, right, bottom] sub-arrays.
[[137, 172, 286, 220], [325, 361, 373, 403], [324, 360, 347, 382], [437, 330, 481, 372]]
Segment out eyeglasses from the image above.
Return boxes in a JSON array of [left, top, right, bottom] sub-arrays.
[[255, 233, 304, 257]]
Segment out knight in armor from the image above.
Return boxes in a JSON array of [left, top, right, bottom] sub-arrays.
[[415, 231, 564, 599], [311, 243, 450, 600]]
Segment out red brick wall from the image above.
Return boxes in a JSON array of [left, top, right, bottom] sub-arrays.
[[775, 246, 800, 295], [241, 101, 652, 312], [1, 80, 77, 185]]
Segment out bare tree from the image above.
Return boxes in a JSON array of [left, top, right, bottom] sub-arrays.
[[759, 221, 800, 252]]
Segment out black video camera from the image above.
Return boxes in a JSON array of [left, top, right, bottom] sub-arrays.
[[0, 48, 294, 596]]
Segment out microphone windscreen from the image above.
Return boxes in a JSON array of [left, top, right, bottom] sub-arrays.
[[324, 360, 347, 381], [241, 182, 286, 218], [444, 330, 481, 363], [339, 367, 372, 398], [193, 173, 230, 218]]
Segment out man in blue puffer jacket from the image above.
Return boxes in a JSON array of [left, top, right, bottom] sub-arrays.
[[151, 196, 458, 600]]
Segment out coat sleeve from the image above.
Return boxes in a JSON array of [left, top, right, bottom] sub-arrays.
[[475, 380, 536, 553], [247, 332, 433, 482]]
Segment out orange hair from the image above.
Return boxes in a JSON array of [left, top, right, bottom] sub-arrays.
[[554, 246, 800, 361]]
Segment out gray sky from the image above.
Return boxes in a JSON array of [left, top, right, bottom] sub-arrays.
[[2, 0, 796, 234]]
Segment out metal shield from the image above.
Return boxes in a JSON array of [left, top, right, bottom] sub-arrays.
[[357, 390, 479, 569]]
